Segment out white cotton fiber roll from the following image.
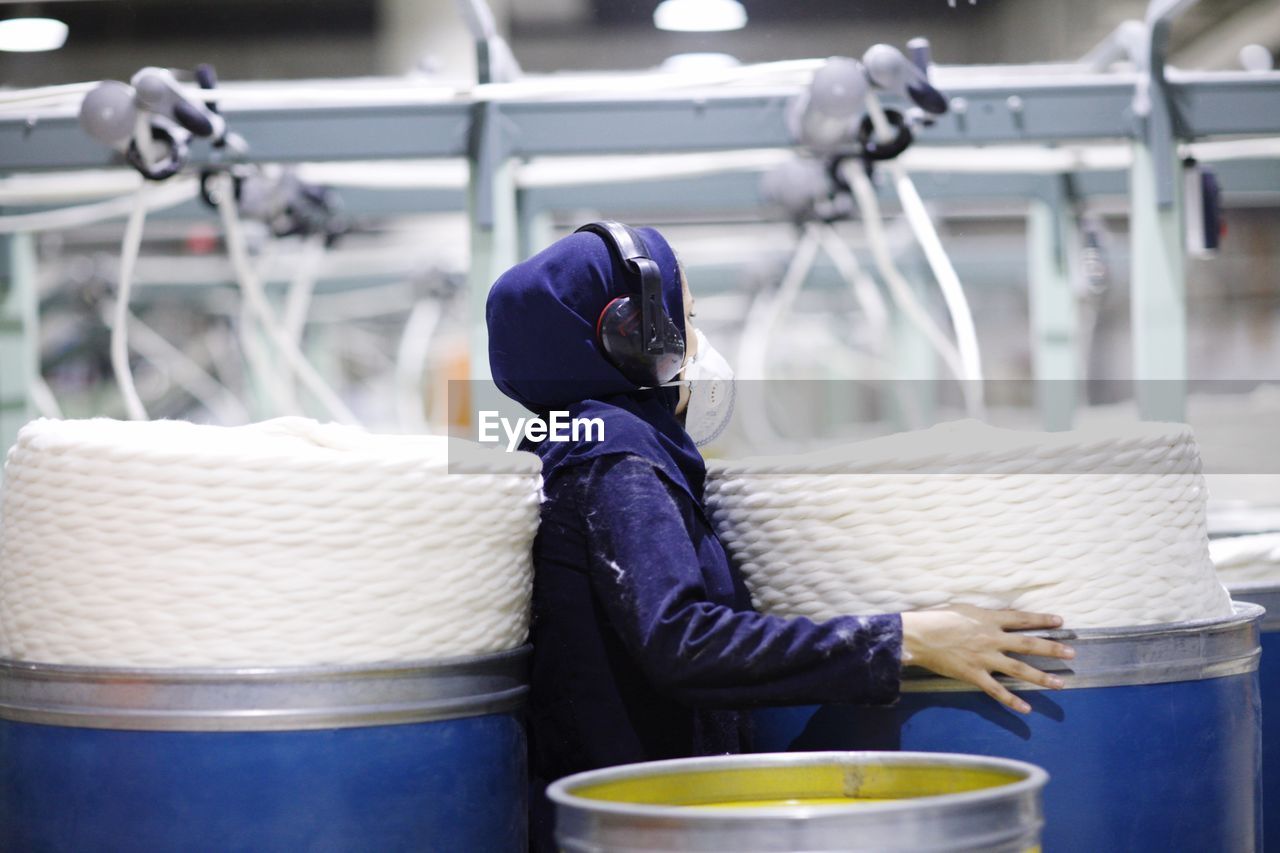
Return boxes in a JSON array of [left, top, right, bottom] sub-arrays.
[[706, 419, 1233, 629], [0, 417, 542, 667]]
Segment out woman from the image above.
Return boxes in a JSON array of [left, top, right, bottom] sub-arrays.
[[486, 223, 1074, 851]]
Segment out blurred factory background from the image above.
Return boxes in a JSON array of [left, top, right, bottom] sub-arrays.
[[0, 0, 1277, 448]]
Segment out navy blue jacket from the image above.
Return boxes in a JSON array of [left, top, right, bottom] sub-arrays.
[[526, 455, 902, 849]]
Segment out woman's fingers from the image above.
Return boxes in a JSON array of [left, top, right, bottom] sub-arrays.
[[1003, 634, 1076, 660], [993, 655, 1065, 691], [993, 609, 1064, 631], [974, 671, 1031, 714]]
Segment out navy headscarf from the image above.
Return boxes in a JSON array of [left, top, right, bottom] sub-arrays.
[[486, 227, 706, 501]]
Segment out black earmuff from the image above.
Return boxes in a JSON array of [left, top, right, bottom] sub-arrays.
[[125, 119, 190, 182], [576, 220, 685, 388]]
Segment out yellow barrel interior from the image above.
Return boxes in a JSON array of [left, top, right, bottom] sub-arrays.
[[569, 761, 1026, 811]]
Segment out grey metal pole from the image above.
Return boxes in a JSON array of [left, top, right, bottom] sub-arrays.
[[1027, 178, 1081, 430], [465, 103, 518, 383], [0, 232, 38, 480], [1130, 0, 1195, 422]]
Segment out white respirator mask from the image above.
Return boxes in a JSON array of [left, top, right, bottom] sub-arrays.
[[681, 328, 736, 447]]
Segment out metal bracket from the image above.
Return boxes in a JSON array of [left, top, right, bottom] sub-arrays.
[[467, 101, 518, 229], [1136, 0, 1198, 207], [455, 0, 520, 85]]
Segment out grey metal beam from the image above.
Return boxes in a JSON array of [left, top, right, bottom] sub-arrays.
[[518, 158, 1280, 220], [1174, 74, 1280, 138], [499, 93, 797, 155], [497, 83, 1140, 155], [1, 156, 1271, 225], [1026, 179, 1082, 429], [0, 71, 1277, 173], [0, 103, 472, 172]]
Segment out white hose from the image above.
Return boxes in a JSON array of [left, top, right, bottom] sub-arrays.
[[736, 223, 823, 381], [843, 163, 971, 392], [237, 292, 284, 417], [0, 81, 97, 108], [212, 175, 359, 426], [0, 180, 196, 234], [120, 309, 251, 424], [395, 299, 443, 434], [110, 190, 149, 421], [732, 225, 823, 449], [29, 376, 62, 419], [241, 239, 299, 414], [864, 94, 984, 391], [815, 223, 890, 348], [282, 234, 326, 346]]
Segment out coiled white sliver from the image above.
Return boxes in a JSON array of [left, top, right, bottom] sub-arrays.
[[705, 420, 1233, 629], [0, 417, 542, 667], [1211, 533, 1280, 586]]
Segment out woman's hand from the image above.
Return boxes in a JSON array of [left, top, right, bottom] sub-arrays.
[[900, 604, 1076, 714]]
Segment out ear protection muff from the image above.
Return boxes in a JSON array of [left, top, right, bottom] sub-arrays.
[[576, 220, 686, 387], [125, 118, 190, 182]]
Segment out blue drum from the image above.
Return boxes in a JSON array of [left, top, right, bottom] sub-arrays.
[[1228, 585, 1279, 851], [0, 648, 529, 852], [754, 604, 1263, 853]]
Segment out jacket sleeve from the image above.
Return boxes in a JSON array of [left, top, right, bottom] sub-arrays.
[[579, 454, 902, 709]]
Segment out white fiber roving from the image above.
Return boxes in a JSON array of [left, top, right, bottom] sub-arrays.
[[0, 417, 542, 667], [705, 420, 1232, 629], [1211, 533, 1280, 586]]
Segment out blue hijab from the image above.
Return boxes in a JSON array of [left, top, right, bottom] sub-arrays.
[[486, 227, 706, 501]]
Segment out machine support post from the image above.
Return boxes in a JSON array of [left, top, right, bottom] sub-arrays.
[[0, 232, 38, 470], [889, 252, 938, 431], [1130, 0, 1194, 422], [1027, 177, 1081, 430], [466, 101, 518, 382]]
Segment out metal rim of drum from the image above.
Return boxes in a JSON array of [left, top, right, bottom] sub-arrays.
[[0, 645, 529, 732], [548, 750, 1048, 853], [1227, 583, 1280, 632], [901, 601, 1263, 693]]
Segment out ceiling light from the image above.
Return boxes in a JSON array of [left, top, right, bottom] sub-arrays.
[[0, 17, 68, 52], [653, 0, 747, 33]]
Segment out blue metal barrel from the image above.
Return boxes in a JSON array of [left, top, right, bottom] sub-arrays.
[[1228, 585, 1279, 851], [0, 648, 529, 853], [754, 604, 1264, 853]]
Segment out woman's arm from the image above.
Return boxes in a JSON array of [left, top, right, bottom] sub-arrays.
[[579, 454, 902, 709]]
